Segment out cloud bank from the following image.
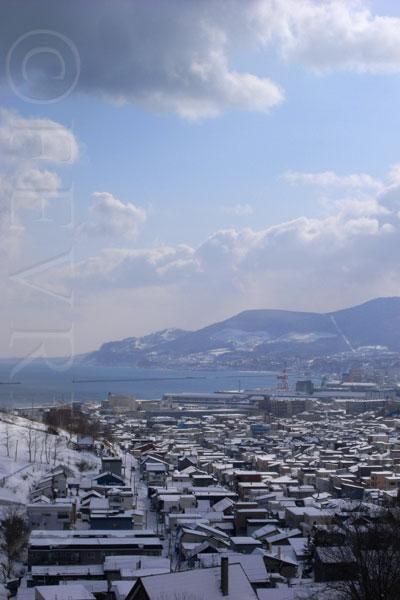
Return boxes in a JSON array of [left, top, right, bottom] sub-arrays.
[[63, 167, 400, 318], [2, 1, 400, 118]]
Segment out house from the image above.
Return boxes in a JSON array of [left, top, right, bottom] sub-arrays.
[[30, 564, 104, 587], [230, 536, 262, 554], [89, 510, 133, 530], [140, 456, 170, 485], [28, 500, 74, 530], [157, 494, 196, 516], [28, 530, 163, 566], [101, 457, 123, 476], [34, 584, 95, 600], [30, 467, 69, 500], [185, 540, 225, 565], [177, 524, 231, 562], [132, 510, 145, 529], [92, 472, 126, 487], [70, 435, 95, 451], [107, 488, 134, 511], [177, 456, 197, 471], [191, 474, 216, 487], [126, 559, 258, 599], [314, 546, 357, 582], [234, 508, 268, 534], [197, 554, 270, 588], [106, 393, 137, 413], [262, 554, 298, 579], [79, 494, 108, 521], [103, 555, 170, 581], [212, 497, 235, 515], [264, 529, 302, 551]]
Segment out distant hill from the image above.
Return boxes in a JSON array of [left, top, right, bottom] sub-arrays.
[[82, 297, 400, 368]]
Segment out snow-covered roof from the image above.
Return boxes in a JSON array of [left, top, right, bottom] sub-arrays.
[[212, 497, 234, 513], [60, 581, 108, 595], [35, 584, 95, 600], [230, 536, 262, 546], [198, 554, 268, 584], [288, 537, 308, 557], [253, 524, 279, 539], [31, 565, 104, 577], [104, 555, 170, 572], [89, 497, 109, 510], [137, 563, 257, 599], [111, 580, 135, 600]]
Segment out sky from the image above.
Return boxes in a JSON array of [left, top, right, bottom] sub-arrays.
[[1, 0, 400, 360]]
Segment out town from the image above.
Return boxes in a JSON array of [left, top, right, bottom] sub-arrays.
[[0, 370, 399, 599], [2, 0, 400, 597]]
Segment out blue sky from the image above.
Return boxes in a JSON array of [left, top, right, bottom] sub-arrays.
[[1, 0, 400, 358], [3, 68, 400, 246]]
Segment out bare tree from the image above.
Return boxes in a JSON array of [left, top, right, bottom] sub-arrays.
[[39, 436, 45, 463], [32, 430, 39, 463], [0, 506, 30, 581], [22, 425, 34, 463], [44, 433, 53, 465], [2, 424, 13, 459], [311, 508, 400, 600], [52, 435, 62, 466]]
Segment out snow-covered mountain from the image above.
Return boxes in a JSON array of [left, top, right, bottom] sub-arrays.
[[83, 297, 400, 368], [83, 328, 188, 366]]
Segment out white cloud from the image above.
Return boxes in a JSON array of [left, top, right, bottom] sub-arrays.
[[252, 0, 400, 74], [325, 195, 389, 219], [85, 192, 146, 238], [0, 108, 79, 164], [283, 170, 383, 190], [0, 108, 79, 254], [68, 176, 399, 305], [387, 163, 400, 187], [283, 166, 400, 219], [223, 203, 254, 217], [71, 244, 198, 289]]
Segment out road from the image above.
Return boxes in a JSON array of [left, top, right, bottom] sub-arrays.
[[120, 447, 170, 558]]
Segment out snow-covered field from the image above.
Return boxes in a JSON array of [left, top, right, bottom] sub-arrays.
[[0, 413, 100, 504]]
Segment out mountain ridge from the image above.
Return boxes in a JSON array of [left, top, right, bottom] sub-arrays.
[[83, 297, 400, 367]]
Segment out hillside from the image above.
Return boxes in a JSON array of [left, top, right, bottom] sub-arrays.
[[83, 297, 400, 368], [0, 413, 100, 504]]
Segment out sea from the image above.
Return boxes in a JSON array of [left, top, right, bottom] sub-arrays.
[[0, 360, 298, 408]]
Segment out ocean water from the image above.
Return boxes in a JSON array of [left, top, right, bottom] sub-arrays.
[[0, 360, 288, 407]]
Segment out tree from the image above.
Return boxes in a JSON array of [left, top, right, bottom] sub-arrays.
[[22, 425, 35, 463], [0, 506, 30, 581], [311, 508, 400, 600], [32, 429, 39, 463], [44, 406, 104, 439], [2, 425, 13, 459], [52, 435, 62, 466]]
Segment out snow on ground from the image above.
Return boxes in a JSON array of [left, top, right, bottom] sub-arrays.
[[121, 450, 170, 558], [0, 412, 100, 503]]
